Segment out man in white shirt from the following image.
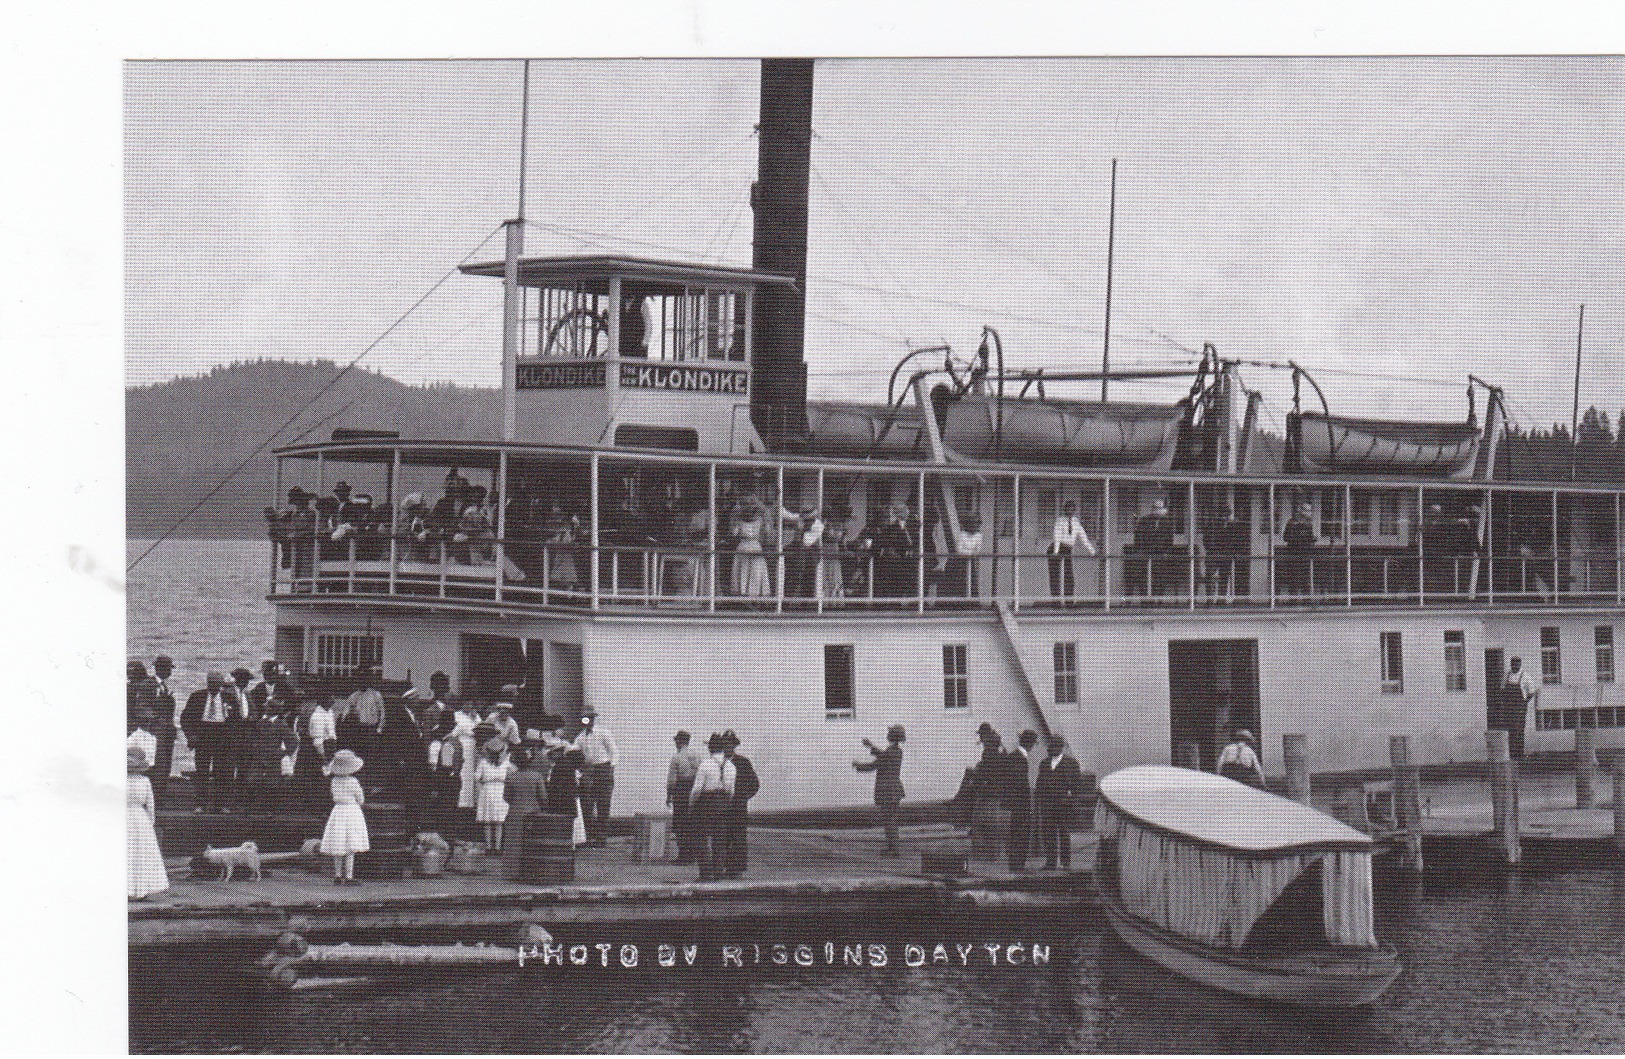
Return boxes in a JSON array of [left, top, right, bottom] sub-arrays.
[[181, 672, 240, 813], [945, 513, 985, 602], [786, 502, 825, 601], [688, 733, 736, 881], [1048, 502, 1096, 601], [573, 711, 619, 847], [1503, 657, 1538, 759], [666, 731, 707, 864]]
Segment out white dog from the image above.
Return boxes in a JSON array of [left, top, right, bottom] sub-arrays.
[[203, 841, 262, 882]]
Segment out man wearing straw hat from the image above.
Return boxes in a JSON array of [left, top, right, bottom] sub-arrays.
[[573, 709, 618, 847]]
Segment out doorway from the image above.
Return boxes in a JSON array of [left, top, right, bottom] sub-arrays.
[[1168, 639, 1260, 770], [1484, 647, 1505, 733]]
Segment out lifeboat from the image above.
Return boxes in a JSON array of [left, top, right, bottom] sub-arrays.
[[1290, 411, 1481, 478], [939, 393, 1186, 468], [803, 400, 931, 459]]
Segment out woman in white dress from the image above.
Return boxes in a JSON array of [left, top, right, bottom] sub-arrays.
[[731, 500, 773, 598], [319, 749, 370, 885], [128, 746, 168, 900], [452, 703, 482, 810]]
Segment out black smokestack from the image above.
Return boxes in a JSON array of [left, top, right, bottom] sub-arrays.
[[750, 58, 813, 446]]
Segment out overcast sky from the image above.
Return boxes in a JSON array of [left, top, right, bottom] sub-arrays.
[[126, 57, 1623, 434]]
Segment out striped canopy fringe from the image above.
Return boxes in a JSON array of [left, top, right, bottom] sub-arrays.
[[1097, 802, 1375, 950]]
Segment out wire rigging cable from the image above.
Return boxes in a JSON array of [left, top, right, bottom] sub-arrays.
[[126, 223, 506, 575]]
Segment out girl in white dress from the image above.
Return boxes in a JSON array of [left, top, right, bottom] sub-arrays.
[[128, 746, 168, 900], [731, 502, 773, 597], [320, 749, 370, 885], [474, 739, 511, 852]]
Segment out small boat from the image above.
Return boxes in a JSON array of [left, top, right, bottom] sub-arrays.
[[1289, 410, 1482, 478], [804, 400, 930, 459], [1094, 765, 1401, 1007]]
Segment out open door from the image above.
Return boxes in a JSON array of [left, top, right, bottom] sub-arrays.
[[1484, 647, 1505, 734], [1168, 638, 1260, 770]]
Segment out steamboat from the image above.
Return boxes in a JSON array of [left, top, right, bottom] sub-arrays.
[[265, 60, 1623, 817]]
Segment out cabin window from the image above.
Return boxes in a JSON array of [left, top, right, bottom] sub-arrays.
[[1596, 626, 1615, 684], [1377, 494, 1402, 537], [532, 284, 611, 358], [1115, 485, 1141, 535], [1443, 630, 1467, 692], [1540, 627, 1562, 685], [824, 644, 855, 718], [650, 286, 746, 362], [942, 644, 969, 710], [1320, 488, 1344, 541], [274, 625, 306, 676], [1053, 642, 1079, 704], [313, 632, 383, 677], [1350, 493, 1372, 537], [1380, 631, 1404, 693]]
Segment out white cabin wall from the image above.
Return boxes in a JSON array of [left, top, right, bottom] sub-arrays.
[[1491, 612, 1625, 754]]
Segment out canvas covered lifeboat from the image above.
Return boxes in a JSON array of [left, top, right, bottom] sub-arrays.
[[938, 392, 1186, 469], [803, 400, 932, 459], [1289, 411, 1482, 478]]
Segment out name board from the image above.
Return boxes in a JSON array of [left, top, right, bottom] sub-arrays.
[[516, 361, 607, 389], [619, 363, 750, 395]]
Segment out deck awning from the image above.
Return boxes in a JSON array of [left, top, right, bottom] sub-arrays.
[[1098, 766, 1372, 854], [458, 255, 800, 293]]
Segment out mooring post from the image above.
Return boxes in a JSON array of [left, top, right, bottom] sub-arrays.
[[1612, 752, 1624, 854], [1175, 741, 1201, 770], [1575, 726, 1596, 809], [1486, 729, 1522, 865], [1282, 734, 1310, 805], [1389, 735, 1423, 871]]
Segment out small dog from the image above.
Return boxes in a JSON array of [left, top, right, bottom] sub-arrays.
[[203, 841, 262, 882]]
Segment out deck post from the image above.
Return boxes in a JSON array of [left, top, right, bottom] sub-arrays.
[[1389, 735, 1424, 871], [1550, 489, 1560, 603], [1416, 485, 1426, 608], [589, 451, 600, 610], [815, 466, 825, 614], [1282, 733, 1310, 805], [271, 457, 282, 593], [1267, 483, 1276, 608], [706, 460, 717, 612], [387, 448, 400, 597], [917, 470, 927, 614], [1575, 725, 1597, 809], [1099, 476, 1109, 610], [1486, 729, 1521, 866], [494, 449, 507, 604], [777, 463, 787, 614], [1612, 752, 1625, 853], [1013, 473, 1024, 612], [1344, 483, 1353, 607]]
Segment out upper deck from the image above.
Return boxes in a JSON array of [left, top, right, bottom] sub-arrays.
[[267, 436, 1623, 617]]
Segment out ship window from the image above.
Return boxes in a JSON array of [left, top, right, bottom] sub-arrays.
[[824, 644, 855, 718], [1443, 630, 1467, 692], [313, 632, 383, 677], [1350, 493, 1372, 537], [652, 286, 746, 362], [1597, 626, 1615, 684], [1540, 626, 1562, 685], [533, 284, 611, 358], [1377, 494, 1402, 537], [942, 644, 969, 710], [1321, 489, 1344, 541], [1115, 485, 1141, 536], [1053, 642, 1079, 705], [1380, 631, 1404, 693]]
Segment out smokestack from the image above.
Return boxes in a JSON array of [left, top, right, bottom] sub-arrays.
[[750, 58, 813, 446]]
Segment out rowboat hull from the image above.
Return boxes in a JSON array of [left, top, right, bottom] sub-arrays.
[[1100, 891, 1401, 1008], [941, 394, 1183, 467]]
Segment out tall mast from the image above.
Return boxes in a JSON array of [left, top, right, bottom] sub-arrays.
[[501, 59, 531, 442], [1568, 302, 1585, 480], [1101, 158, 1118, 402]]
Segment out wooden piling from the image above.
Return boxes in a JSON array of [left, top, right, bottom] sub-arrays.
[[1389, 735, 1423, 871], [1486, 729, 1521, 865], [1574, 727, 1596, 809], [1175, 741, 1201, 770], [1282, 734, 1310, 805], [1613, 753, 1624, 854]]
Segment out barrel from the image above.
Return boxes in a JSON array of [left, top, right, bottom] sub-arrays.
[[516, 812, 575, 884]]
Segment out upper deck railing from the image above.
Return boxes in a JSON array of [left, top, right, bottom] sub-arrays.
[[268, 439, 1624, 616]]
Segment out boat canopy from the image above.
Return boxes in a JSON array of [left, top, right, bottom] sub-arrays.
[[1096, 766, 1377, 950]]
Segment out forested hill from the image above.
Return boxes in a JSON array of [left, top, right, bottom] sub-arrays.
[[127, 361, 501, 538], [128, 360, 1624, 540]]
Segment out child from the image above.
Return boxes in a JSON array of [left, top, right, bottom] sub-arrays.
[[474, 737, 510, 852], [128, 746, 169, 900], [320, 749, 370, 885]]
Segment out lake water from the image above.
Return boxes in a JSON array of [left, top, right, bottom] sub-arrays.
[[128, 539, 1625, 1054]]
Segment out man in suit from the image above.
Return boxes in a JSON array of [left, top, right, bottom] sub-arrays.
[[853, 725, 906, 855], [180, 672, 242, 813], [1007, 729, 1040, 872], [149, 656, 179, 799], [1034, 735, 1084, 870], [720, 730, 759, 878]]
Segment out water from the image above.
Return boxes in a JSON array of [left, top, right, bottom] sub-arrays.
[[128, 540, 1625, 1054]]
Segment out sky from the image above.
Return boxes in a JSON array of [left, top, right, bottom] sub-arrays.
[[126, 56, 1624, 435]]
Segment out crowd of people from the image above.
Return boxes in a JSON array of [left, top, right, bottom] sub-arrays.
[[957, 725, 1089, 872]]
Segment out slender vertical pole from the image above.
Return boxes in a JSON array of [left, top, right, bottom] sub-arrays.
[[816, 466, 826, 614], [1575, 725, 1596, 809], [1569, 304, 1585, 481], [1487, 729, 1521, 865], [1282, 733, 1310, 805], [1390, 735, 1424, 871], [707, 460, 717, 613], [1267, 483, 1276, 608], [494, 449, 508, 603], [1552, 489, 1561, 602], [271, 458, 282, 593], [1101, 158, 1117, 403], [501, 61, 531, 442], [917, 471, 927, 613], [388, 448, 400, 598], [1101, 477, 1112, 610], [776, 464, 786, 614], [1187, 480, 1197, 609], [1013, 473, 1023, 612], [589, 452, 600, 610], [1345, 484, 1354, 607]]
